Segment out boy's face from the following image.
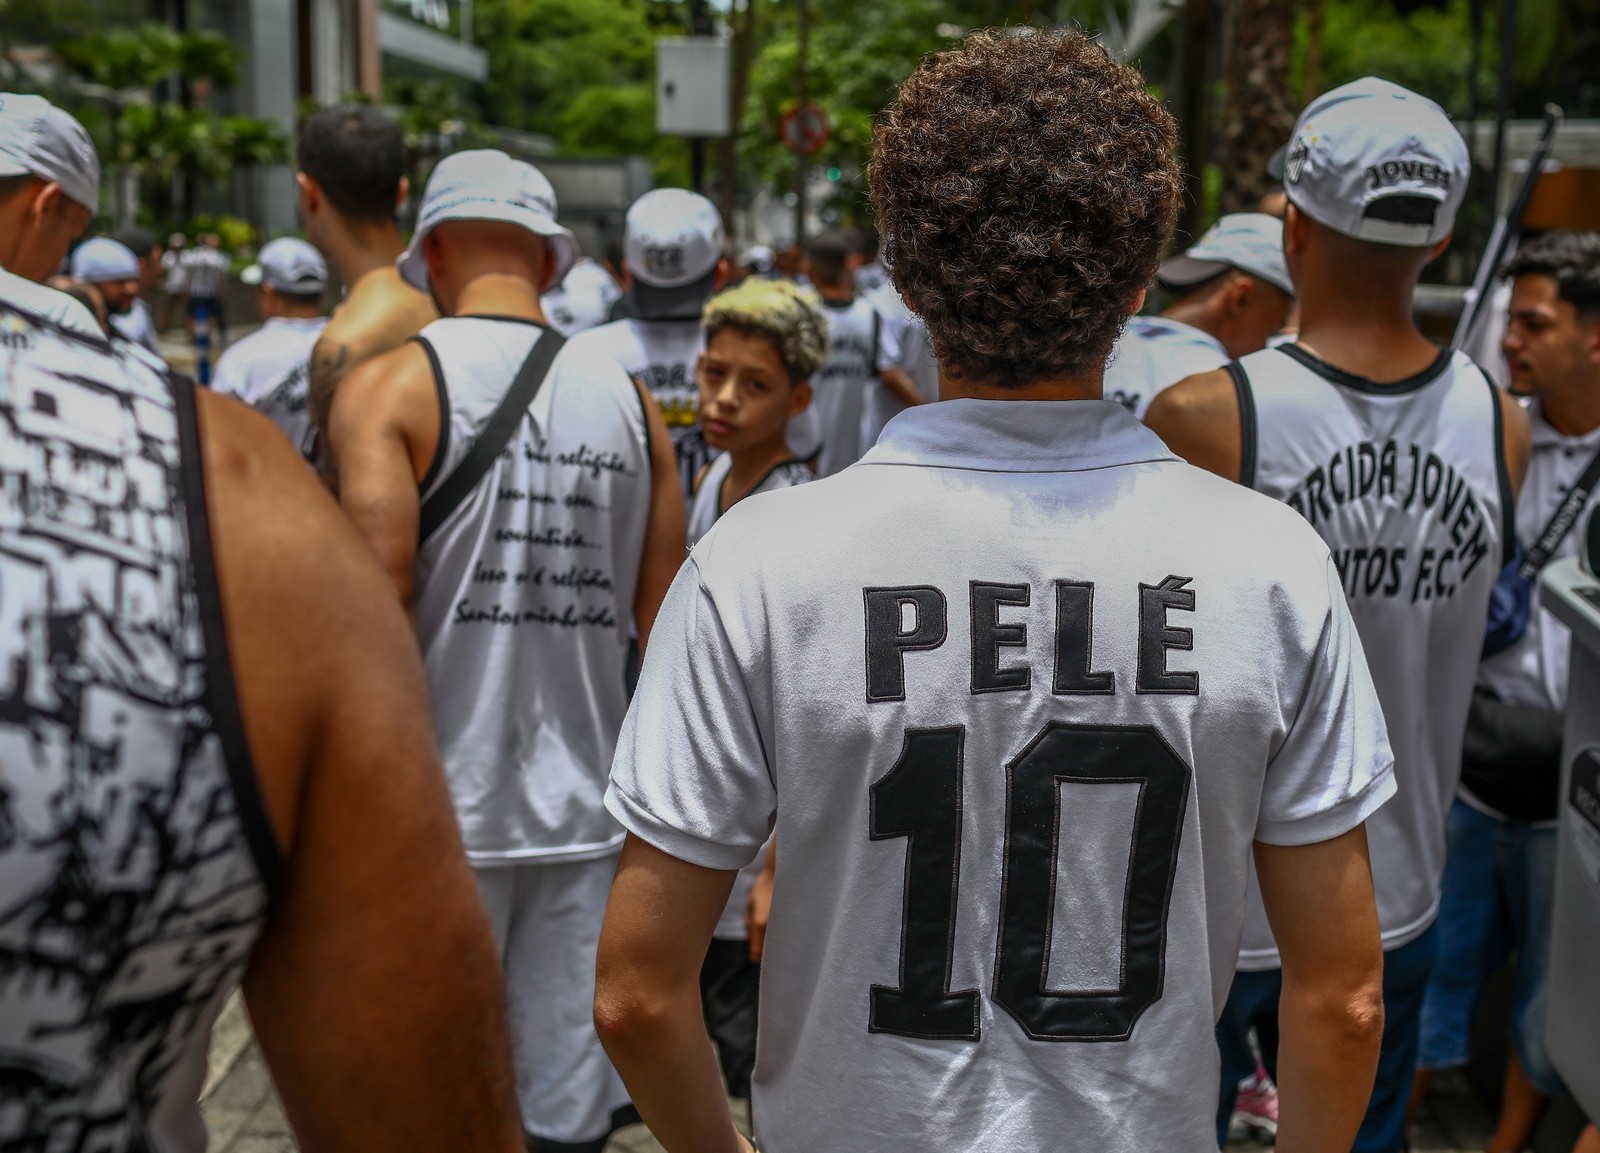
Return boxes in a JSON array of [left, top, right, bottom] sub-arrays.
[[697, 328, 812, 454], [1503, 273, 1600, 399]]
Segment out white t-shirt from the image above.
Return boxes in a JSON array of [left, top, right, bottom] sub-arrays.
[[211, 316, 328, 458], [567, 316, 709, 495], [608, 399, 1393, 1151], [1478, 400, 1600, 714], [863, 282, 939, 450], [111, 299, 161, 354], [806, 296, 900, 476], [0, 265, 103, 338], [1104, 316, 1228, 419]]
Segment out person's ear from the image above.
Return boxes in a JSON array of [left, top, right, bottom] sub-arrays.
[[1426, 233, 1452, 266], [619, 263, 634, 292], [1127, 287, 1147, 319], [713, 257, 730, 292], [423, 231, 445, 282], [789, 378, 814, 417], [396, 176, 411, 215], [32, 181, 64, 227], [295, 172, 319, 215], [1283, 203, 1311, 256], [1228, 274, 1255, 313], [1584, 315, 1600, 368]]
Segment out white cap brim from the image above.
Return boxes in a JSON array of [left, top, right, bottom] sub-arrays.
[[398, 202, 579, 294]]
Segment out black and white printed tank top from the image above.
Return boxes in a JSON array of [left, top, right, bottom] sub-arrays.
[[1232, 343, 1511, 965], [0, 296, 278, 1151]]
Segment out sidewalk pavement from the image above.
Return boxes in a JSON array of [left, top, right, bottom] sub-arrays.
[[201, 993, 1496, 1153]]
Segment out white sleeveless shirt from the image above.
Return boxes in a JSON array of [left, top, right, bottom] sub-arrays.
[[0, 294, 275, 1152], [413, 316, 653, 864], [1233, 344, 1512, 964], [687, 452, 815, 547]]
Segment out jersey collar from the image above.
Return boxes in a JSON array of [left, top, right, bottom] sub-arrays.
[[1137, 315, 1226, 354], [862, 398, 1179, 474], [1527, 398, 1600, 450]]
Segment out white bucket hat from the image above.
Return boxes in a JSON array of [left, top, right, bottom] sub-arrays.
[[398, 149, 578, 293]]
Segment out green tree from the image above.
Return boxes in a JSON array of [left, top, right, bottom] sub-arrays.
[[471, 0, 691, 182]]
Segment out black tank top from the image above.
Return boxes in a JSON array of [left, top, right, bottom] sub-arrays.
[[0, 296, 279, 1151]]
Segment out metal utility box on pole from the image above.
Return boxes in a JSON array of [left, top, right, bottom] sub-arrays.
[[657, 36, 731, 195]]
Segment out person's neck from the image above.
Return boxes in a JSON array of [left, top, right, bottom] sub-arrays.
[[1537, 379, 1600, 438], [452, 274, 547, 324], [943, 366, 1104, 402], [1293, 277, 1438, 381], [0, 212, 23, 274], [1159, 299, 1221, 342], [818, 284, 855, 304], [724, 434, 794, 505], [324, 222, 408, 287]]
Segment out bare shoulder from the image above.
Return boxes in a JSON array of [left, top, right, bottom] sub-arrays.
[[1143, 367, 1244, 482], [1493, 387, 1532, 495], [1145, 367, 1238, 426], [193, 389, 423, 853], [333, 337, 435, 418], [313, 274, 436, 387]]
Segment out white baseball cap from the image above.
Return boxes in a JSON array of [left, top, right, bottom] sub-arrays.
[[625, 188, 724, 320], [0, 93, 100, 214], [1159, 213, 1293, 296], [398, 149, 578, 293], [242, 237, 328, 292], [1283, 77, 1469, 248], [70, 237, 140, 284]]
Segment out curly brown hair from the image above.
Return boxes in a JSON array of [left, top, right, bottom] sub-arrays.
[[869, 29, 1182, 389]]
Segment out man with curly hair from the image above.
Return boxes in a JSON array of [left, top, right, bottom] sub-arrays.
[[596, 30, 1390, 1153]]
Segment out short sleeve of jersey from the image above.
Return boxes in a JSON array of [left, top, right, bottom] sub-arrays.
[[874, 310, 904, 373], [1255, 556, 1396, 846], [209, 353, 244, 401], [605, 558, 776, 871]]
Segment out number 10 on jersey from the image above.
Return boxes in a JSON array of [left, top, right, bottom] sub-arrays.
[[868, 723, 1191, 1042]]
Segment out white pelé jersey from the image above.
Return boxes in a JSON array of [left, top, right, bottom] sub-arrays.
[[1232, 344, 1512, 966], [686, 450, 816, 940], [414, 317, 652, 863], [211, 315, 327, 458], [608, 400, 1393, 1151]]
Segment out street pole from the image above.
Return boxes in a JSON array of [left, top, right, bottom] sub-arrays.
[[794, 0, 809, 249], [1489, 0, 1518, 221], [690, 0, 712, 195]]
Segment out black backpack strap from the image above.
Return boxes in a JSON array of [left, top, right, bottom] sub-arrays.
[[1225, 359, 1258, 490], [418, 329, 566, 543], [1519, 435, 1600, 580]]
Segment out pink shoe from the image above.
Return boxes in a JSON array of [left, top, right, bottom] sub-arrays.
[[1230, 1067, 1280, 1144]]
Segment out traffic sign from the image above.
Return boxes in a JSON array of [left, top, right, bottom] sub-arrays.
[[780, 103, 830, 156]]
